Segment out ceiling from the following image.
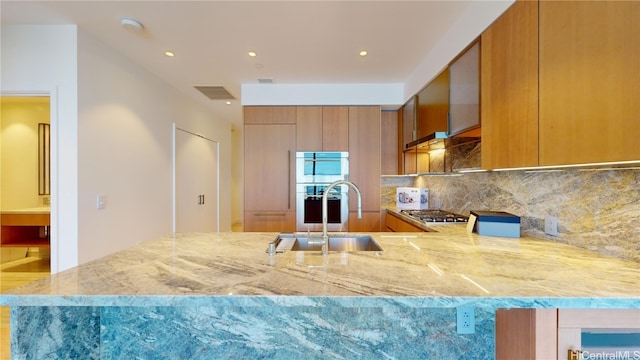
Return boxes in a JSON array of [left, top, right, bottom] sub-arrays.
[[1, 1, 510, 128]]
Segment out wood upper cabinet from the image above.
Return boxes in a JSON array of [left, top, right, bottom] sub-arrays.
[[244, 106, 296, 124], [296, 106, 322, 150], [538, 1, 640, 166], [380, 110, 399, 175], [322, 106, 349, 151], [244, 107, 296, 231], [416, 69, 449, 139], [481, 0, 539, 170], [348, 106, 381, 231], [296, 106, 348, 151]]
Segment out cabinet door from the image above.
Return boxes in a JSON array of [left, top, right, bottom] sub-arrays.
[[495, 308, 557, 360], [481, 0, 539, 170], [296, 106, 348, 151], [348, 211, 381, 232], [385, 212, 423, 232], [244, 124, 295, 213], [348, 106, 381, 216], [244, 106, 296, 124], [416, 69, 449, 139], [322, 106, 349, 151], [381, 110, 399, 175], [296, 106, 323, 151], [539, 1, 640, 165], [176, 129, 218, 233], [401, 97, 416, 148], [244, 211, 295, 232], [449, 41, 479, 136]]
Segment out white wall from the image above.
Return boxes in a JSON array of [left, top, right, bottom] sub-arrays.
[[1, 25, 79, 273], [1, 25, 232, 271], [404, 0, 514, 100], [77, 30, 232, 265]]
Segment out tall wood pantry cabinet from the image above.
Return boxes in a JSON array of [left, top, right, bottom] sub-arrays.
[[243, 107, 296, 232], [348, 106, 381, 232]]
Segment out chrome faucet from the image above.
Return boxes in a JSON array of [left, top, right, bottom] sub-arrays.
[[321, 180, 362, 255]]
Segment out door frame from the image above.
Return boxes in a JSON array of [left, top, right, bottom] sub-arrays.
[[172, 123, 220, 233], [1, 89, 59, 273]]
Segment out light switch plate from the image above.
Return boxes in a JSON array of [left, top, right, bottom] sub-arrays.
[[545, 215, 558, 236], [97, 194, 107, 209]]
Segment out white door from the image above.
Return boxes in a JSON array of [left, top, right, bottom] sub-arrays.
[[175, 127, 219, 233]]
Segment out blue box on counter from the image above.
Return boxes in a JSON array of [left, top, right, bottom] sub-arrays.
[[470, 210, 520, 238]]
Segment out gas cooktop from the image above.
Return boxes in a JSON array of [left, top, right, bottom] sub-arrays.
[[400, 209, 469, 223]]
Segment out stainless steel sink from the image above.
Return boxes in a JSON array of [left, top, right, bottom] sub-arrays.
[[267, 232, 383, 253]]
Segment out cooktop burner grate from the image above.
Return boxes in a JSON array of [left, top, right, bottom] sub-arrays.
[[400, 209, 469, 223]]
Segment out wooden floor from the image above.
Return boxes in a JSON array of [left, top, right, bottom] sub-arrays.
[[0, 257, 51, 360]]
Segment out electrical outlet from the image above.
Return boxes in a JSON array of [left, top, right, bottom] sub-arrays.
[[456, 306, 475, 334], [545, 215, 558, 236]]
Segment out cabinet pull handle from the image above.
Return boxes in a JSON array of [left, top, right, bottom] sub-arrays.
[[202, 194, 205, 205], [254, 213, 286, 217]]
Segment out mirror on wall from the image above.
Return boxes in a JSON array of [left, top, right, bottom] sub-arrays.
[[38, 123, 50, 195]]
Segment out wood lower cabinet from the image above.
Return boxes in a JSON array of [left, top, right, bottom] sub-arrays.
[[538, 1, 640, 165], [348, 211, 381, 232], [495, 308, 557, 360], [481, 0, 539, 170], [243, 211, 296, 232], [1, 213, 50, 247], [496, 308, 640, 360], [385, 212, 424, 232]]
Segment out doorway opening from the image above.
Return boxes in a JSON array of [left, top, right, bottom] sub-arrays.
[[0, 95, 51, 272]]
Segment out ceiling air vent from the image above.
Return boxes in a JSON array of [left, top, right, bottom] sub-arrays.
[[258, 78, 274, 84], [194, 86, 235, 100]]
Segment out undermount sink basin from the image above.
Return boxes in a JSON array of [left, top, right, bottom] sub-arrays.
[[269, 232, 383, 253]]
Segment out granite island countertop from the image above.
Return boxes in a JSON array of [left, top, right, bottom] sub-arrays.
[[2, 224, 639, 308]]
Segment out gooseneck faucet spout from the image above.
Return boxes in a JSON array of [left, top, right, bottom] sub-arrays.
[[321, 180, 362, 255]]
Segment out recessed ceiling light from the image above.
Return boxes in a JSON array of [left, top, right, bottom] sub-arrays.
[[359, 50, 368, 57], [248, 51, 257, 57], [165, 51, 175, 57], [225, 101, 231, 105]]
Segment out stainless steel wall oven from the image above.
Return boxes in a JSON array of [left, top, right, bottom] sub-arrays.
[[296, 152, 349, 231]]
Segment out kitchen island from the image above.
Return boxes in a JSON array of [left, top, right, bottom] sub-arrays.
[[2, 226, 639, 359]]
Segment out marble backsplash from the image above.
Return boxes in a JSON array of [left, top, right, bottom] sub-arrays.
[[382, 168, 640, 262]]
